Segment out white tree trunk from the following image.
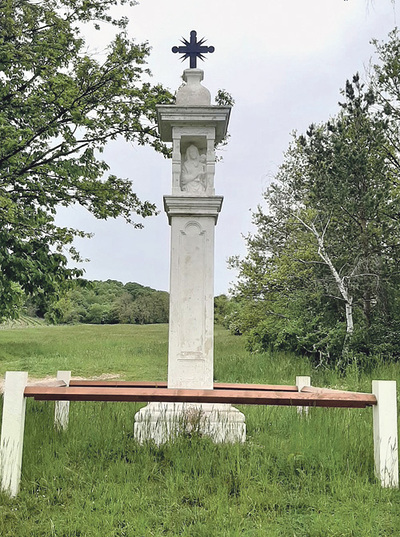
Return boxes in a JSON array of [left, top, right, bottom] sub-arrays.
[[294, 215, 354, 337], [345, 302, 354, 335], [315, 230, 354, 337]]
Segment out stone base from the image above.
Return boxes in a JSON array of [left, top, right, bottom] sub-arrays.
[[134, 402, 246, 445]]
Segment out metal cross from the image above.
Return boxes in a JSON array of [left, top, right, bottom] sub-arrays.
[[172, 30, 215, 69]]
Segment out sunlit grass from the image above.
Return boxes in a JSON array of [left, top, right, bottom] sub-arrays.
[[0, 324, 169, 380], [1, 324, 400, 536]]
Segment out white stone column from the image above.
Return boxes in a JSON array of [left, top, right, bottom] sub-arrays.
[[165, 197, 222, 389], [0, 372, 28, 497], [55, 370, 71, 430], [134, 67, 246, 444], [372, 380, 399, 488]]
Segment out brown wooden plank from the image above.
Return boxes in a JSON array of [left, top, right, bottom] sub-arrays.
[[69, 380, 298, 392], [216, 383, 298, 392], [301, 386, 375, 397], [70, 380, 168, 388], [24, 386, 377, 408]]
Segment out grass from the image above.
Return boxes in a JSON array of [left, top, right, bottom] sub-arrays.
[[0, 314, 45, 330], [1, 323, 400, 536], [0, 323, 169, 380]]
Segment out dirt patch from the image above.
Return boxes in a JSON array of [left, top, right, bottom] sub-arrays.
[[0, 372, 121, 394]]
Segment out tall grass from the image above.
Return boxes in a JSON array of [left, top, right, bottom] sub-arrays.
[[0, 324, 399, 536]]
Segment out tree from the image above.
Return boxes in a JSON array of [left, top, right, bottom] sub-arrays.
[[0, 0, 173, 320], [214, 294, 231, 326], [43, 279, 169, 325], [130, 291, 169, 324], [230, 73, 400, 365]]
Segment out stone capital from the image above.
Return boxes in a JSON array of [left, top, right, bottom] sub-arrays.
[[163, 196, 223, 224], [157, 105, 231, 143]]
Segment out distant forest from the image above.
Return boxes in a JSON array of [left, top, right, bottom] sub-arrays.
[[27, 280, 170, 325], [21, 280, 231, 327]]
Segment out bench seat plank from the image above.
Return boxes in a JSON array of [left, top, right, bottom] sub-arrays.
[[24, 386, 377, 408], [69, 380, 298, 392]]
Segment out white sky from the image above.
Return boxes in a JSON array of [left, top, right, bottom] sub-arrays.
[[56, 0, 399, 294]]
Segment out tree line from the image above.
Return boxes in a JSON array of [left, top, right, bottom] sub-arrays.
[[27, 280, 170, 325], [228, 31, 400, 368], [23, 283, 232, 326]]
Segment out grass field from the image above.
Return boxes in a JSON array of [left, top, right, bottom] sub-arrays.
[[0, 324, 399, 536]]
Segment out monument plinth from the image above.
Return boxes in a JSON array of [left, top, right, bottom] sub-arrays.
[[134, 37, 245, 444]]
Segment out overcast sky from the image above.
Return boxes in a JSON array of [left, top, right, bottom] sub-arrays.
[[56, 0, 399, 295]]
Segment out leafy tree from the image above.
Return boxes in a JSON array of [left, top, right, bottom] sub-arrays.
[[44, 294, 79, 324], [43, 279, 169, 325], [214, 294, 231, 326], [0, 0, 173, 320], [230, 73, 400, 365], [124, 282, 156, 300], [111, 292, 136, 324], [129, 291, 169, 324]]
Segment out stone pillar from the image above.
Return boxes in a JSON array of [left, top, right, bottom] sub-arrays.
[[296, 376, 311, 416], [372, 380, 399, 488], [0, 372, 28, 497], [134, 68, 245, 444], [55, 370, 71, 430], [164, 196, 222, 389]]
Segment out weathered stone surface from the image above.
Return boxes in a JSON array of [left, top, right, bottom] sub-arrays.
[[134, 402, 246, 445], [0, 372, 28, 497], [372, 380, 399, 488], [164, 197, 222, 390], [134, 67, 245, 444], [175, 69, 211, 106]]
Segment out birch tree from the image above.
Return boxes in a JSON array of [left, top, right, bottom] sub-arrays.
[[230, 75, 400, 363]]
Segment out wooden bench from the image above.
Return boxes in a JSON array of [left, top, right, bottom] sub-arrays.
[[24, 382, 377, 408], [1, 372, 398, 496]]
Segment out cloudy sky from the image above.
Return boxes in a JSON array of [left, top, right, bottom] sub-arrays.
[[56, 0, 399, 295]]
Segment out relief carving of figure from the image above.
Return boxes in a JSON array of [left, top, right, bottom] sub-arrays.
[[180, 144, 207, 194]]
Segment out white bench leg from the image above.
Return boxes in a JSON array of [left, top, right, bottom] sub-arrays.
[[372, 380, 399, 488], [55, 371, 71, 430], [1, 372, 28, 497], [296, 376, 311, 416]]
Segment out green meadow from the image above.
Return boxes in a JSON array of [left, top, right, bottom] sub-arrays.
[[0, 324, 400, 536]]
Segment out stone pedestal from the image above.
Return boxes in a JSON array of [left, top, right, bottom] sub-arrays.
[[134, 67, 245, 444], [134, 403, 245, 446]]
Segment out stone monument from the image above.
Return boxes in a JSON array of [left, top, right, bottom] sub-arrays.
[[134, 32, 246, 444]]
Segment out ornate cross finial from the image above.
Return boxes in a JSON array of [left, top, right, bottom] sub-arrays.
[[172, 30, 215, 69]]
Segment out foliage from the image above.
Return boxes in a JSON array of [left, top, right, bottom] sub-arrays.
[[214, 294, 233, 326], [214, 89, 235, 107], [29, 284, 241, 328], [41, 279, 169, 325], [0, 0, 174, 320], [213, 89, 234, 156], [230, 52, 400, 365]]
